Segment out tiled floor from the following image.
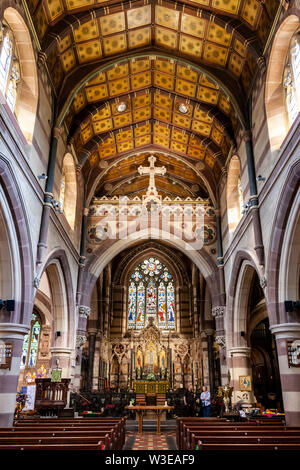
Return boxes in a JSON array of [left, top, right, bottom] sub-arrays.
[[125, 431, 177, 450]]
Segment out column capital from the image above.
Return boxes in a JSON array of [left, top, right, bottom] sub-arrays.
[[87, 328, 98, 335], [37, 51, 47, 66], [53, 127, 61, 140], [76, 335, 87, 348], [228, 346, 251, 357], [216, 335, 226, 349], [270, 323, 300, 339], [0, 323, 30, 339], [257, 56, 266, 73], [78, 305, 91, 319], [212, 306, 225, 318], [241, 129, 252, 143], [50, 347, 72, 356], [204, 329, 214, 336]]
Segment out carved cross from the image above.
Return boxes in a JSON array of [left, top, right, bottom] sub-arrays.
[[138, 155, 166, 197]]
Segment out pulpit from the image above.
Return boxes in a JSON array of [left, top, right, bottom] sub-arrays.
[[35, 378, 70, 416]]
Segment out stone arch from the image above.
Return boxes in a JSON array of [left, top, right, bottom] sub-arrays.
[[60, 153, 77, 230], [226, 250, 262, 350], [79, 229, 220, 311], [0, 154, 33, 326], [2, 7, 38, 143], [267, 160, 300, 325], [39, 249, 76, 378], [265, 14, 300, 153], [226, 154, 243, 232]]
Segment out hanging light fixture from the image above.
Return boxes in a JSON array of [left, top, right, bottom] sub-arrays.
[[117, 102, 127, 113], [178, 103, 188, 114]]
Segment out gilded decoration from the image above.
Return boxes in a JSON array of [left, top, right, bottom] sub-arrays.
[[29, 0, 278, 96]]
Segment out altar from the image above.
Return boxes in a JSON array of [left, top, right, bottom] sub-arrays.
[[133, 380, 169, 395]]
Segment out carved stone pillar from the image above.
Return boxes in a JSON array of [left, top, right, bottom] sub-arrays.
[[229, 346, 256, 406], [212, 306, 227, 385], [87, 328, 97, 391], [73, 306, 90, 391], [200, 331, 209, 389]]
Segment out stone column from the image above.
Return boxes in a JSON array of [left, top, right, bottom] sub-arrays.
[[36, 127, 61, 266], [270, 323, 300, 426], [200, 331, 210, 389], [73, 306, 90, 392], [87, 328, 97, 391], [0, 323, 29, 427], [212, 306, 227, 385], [242, 130, 265, 266], [229, 346, 256, 406], [206, 329, 215, 394]]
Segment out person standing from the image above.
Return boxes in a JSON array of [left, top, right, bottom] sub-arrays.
[[200, 386, 211, 417], [184, 385, 195, 417]]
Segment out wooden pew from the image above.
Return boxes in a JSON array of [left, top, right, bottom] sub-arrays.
[[1, 417, 125, 451], [0, 443, 105, 451], [13, 417, 126, 448], [196, 441, 300, 451], [191, 434, 300, 450], [177, 418, 287, 449], [176, 416, 299, 450]]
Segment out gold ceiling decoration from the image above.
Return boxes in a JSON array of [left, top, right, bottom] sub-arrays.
[[83, 119, 220, 170], [28, 0, 279, 94], [24, 0, 279, 199], [94, 152, 206, 199], [66, 56, 237, 133], [73, 88, 232, 154]]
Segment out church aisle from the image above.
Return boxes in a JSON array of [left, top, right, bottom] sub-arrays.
[[124, 431, 177, 450]]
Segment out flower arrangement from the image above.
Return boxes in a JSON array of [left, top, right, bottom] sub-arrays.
[[146, 373, 156, 381]]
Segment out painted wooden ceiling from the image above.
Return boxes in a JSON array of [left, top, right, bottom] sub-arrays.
[[94, 152, 208, 198], [26, 0, 279, 201]]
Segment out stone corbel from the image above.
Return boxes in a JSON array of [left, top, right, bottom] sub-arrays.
[[260, 276, 267, 289], [216, 335, 226, 349], [79, 306, 91, 319], [76, 335, 87, 348], [212, 306, 225, 318]]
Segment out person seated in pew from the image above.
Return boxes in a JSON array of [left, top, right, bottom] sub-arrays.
[[200, 386, 211, 417]]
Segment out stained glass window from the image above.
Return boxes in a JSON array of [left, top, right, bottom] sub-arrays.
[[127, 257, 175, 329], [284, 33, 300, 127], [20, 312, 41, 369], [0, 23, 20, 114]]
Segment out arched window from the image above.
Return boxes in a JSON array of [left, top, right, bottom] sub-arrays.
[[20, 312, 41, 369], [0, 21, 20, 113], [284, 32, 300, 128], [226, 155, 243, 232], [59, 154, 77, 229], [128, 257, 175, 330]]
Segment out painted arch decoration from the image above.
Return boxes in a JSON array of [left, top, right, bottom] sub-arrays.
[[128, 257, 175, 330]]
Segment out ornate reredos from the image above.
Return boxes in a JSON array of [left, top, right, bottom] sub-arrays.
[[137, 317, 161, 345]]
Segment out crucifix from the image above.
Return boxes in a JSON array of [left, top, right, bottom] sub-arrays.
[[138, 155, 166, 199]]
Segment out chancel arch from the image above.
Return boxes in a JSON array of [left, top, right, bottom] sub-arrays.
[[83, 239, 221, 394]]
